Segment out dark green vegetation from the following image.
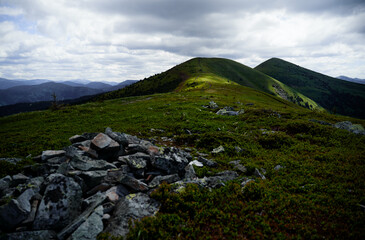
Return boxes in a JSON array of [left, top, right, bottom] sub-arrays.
[[99, 58, 321, 110], [1, 69, 364, 239], [255, 58, 365, 119]]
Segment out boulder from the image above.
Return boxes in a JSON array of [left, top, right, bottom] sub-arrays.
[[70, 206, 104, 240], [105, 127, 129, 147], [105, 185, 129, 202], [4, 230, 57, 240], [120, 175, 148, 192], [254, 168, 266, 180], [90, 133, 113, 150], [79, 170, 108, 190], [41, 150, 66, 161], [148, 174, 180, 188], [33, 174, 82, 231], [69, 135, 87, 144], [152, 147, 191, 176], [198, 156, 218, 167], [11, 173, 29, 187], [211, 145, 225, 154], [189, 160, 203, 167], [0, 175, 12, 196], [70, 155, 116, 171], [229, 160, 247, 173], [0, 158, 22, 164], [334, 121, 365, 135], [274, 165, 284, 171], [104, 193, 160, 237], [184, 164, 196, 180], [241, 178, 254, 188]]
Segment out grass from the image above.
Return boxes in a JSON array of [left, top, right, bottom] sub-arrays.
[[1, 75, 365, 239]]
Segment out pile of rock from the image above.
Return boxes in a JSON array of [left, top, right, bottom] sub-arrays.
[[310, 119, 365, 135], [0, 127, 246, 240]]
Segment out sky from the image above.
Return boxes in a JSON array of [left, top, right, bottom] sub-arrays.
[[0, 0, 364, 82]]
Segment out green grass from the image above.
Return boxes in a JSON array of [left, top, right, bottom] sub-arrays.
[[255, 58, 365, 119], [1, 77, 365, 239]]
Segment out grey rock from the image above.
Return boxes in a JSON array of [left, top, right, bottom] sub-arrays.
[[120, 175, 148, 192], [79, 170, 108, 190], [208, 101, 219, 109], [105, 127, 129, 147], [274, 165, 284, 171], [41, 150, 66, 161], [33, 173, 82, 231], [254, 168, 266, 180], [16, 188, 35, 214], [0, 175, 12, 195], [189, 160, 203, 167], [70, 206, 104, 240], [105, 185, 129, 202], [124, 155, 148, 170], [334, 121, 365, 135], [241, 178, 254, 188], [5, 230, 57, 240], [216, 108, 239, 116], [69, 134, 87, 144], [229, 160, 247, 173], [211, 145, 225, 154], [70, 155, 116, 171], [309, 119, 332, 126], [104, 193, 160, 237], [198, 156, 218, 167], [104, 168, 130, 184], [0, 158, 22, 164], [86, 183, 112, 196], [148, 174, 180, 188], [57, 193, 106, 240], [184, 164, 196, 180], [11, 173, 29, 187], [81, 132, 99, 140]]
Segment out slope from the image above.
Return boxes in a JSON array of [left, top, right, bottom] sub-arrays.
[[0, 75, 364, 239], [255, 58, 365, 119], [98, 58, 322, 110]]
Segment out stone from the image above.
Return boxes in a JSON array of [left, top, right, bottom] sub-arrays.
[[5, 230, 58, 240], [198, 156, 218, 167], [91, 133, 112, 150], [104, 193, 160, 237], [22, 194, 41, 225], [69, 134, 87, 144], [152, 147, 191, 176], [229, 160, 247, 173], [81, 132, 99, 140], [241, 178, 254, 188], [208, 101, 219, 109], [189, 160, 203, 167], [0, 158, 22, 164], [309, 119, 332, 126], [120, 175, 148, 192], [148, 174, 180, 188], [105, 127, 129, 147], [79, 170, 108, 190], [86, 183, 112, 196], [184, 164, 196, 180], [254, 168, 266, 180], [334, 121, 365, 135], [124, 155, 148, 170], [33, 174, 82, 231], [70, 155, 116, 171], [211, 145, 225, 154], [11, 173, 29, 187], [0, 175, 12, 195], [104, 168, 130, 184], [41, 150, 66, 161], [105, 185, 129, 202], [274, 165, 284, 171], [70, 206, 104, 240], [216, 108, 239, 116]]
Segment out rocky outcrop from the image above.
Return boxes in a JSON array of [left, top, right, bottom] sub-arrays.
[[0, 127, 253, 239]]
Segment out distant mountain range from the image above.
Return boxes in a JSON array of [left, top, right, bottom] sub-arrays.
[[337, 76, 365, 85], [0, 79, 138, 106]]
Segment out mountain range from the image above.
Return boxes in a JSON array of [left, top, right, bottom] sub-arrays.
[[337, 75, 365, 85]]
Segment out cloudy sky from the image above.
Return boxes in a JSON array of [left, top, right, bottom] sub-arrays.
[[0, 0, 364, 82]]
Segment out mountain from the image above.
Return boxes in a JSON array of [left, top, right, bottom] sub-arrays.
[[0, 82, 104, 106], [108, 80, 139, 91], [0, 78, 51, 89], [255, 58, 365, 119], [337, 75, 365, 85], [98, 58, 321, 110], [0, 58, 364, 239]]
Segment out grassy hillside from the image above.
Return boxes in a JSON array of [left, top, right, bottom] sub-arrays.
[[1, 76, 364, 239], [255, 58, 365, 119], [98, 58, 322, 110]]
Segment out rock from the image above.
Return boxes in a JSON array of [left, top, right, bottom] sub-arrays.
[[211, 145, 225, 154], [105, 127, 129, 147], [69, 135, 87, 144], [70, 206, 104, 240], [41, 150, 66, 161], [229, 160, 247, 173], [274, 165, 284, 171], [198, 156, 218, 167], [105, 185, 129, 202], [124, 155, 148, 170], [22, 194, 41, 225], [104, 168, 131, 184], [33, 174, 82, 231], [120, 175, 148, 192], [0, 158, 22, 164], [0, 175, 12, 195], [189, 160, 203, 167], [11, 173, 29, 187], [334, 121, 365, 135], [91, 133, 113, 150], [70, 155, 116, 171], [148, 174, 180, 188], [254, 168, 266, 180], [104, 193, 160, 237], [86, 183, 112, 196], [81, 132, 99, 141], [16, 188, 35, 214], [79, 170, 108, 190], [241, 178, 254, 187], [238, 109, 245, 115], [208, 101, 219, 109], [309, 119, 332, 126], [4, 230, 58, 240], [57, 193, 106, 240], [184, 164, 196, 180], [216, 108, 239, 116], [152, 147, 191, 176]]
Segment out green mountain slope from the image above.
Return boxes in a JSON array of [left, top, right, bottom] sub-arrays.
[[255, 58, 365, 119], [0, 77, 364, 239], [98, 58, 322, 110]]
